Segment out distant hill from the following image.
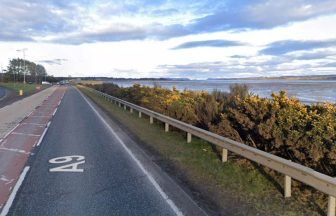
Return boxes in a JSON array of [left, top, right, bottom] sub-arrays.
[[71, 75, 336, 81], [207, 74, 336, 81], [89, 77, 191, 81]]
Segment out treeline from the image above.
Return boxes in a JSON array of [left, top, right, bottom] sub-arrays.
[[88, 83, 336, 177], [0, 58, 57, 83]]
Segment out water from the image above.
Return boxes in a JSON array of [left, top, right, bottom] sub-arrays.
[[108, 79, 336, 104]]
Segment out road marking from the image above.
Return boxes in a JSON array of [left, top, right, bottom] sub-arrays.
[[38, 105, 54, 107], [11, 132, 40, 137], [20, 123, 45, 126], [26, 110, 35, 118], [77, 88, 184, 216], [52, 107, 58, 116], [36, 121, 51, 147], [2, 123, 20, 139], [0, 176, 9, 182], [0, 147, 30, 155], [0, 166, 30, 216], [29, 115, 52, 118], [49, 155, 85, 172]]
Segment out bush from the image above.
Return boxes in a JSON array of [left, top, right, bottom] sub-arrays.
[[88, 83, 336, 176]]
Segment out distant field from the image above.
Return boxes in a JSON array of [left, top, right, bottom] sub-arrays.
[[0, 82, 44, 95], [78, 80, 103, 85]]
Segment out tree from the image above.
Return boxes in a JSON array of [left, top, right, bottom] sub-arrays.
[[4, 58, 47, 83]]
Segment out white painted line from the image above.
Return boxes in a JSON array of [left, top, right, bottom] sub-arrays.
[[36, 122, 50, 147], [38, 105, 54, 107], [20, 123, 45, 126], [3, 123, 21, 139], [0, 176, 9, 182], [11, 132, 40, 137], [34, 92, 64, 147], [26, 110, 34, 118], [0, 166, 30, 216], [52, 107, 58, 116], [29, 115, 51, 118], [0, 147, 30, 155], [77, 88, 184, 216], [5, 179, 14, 186]]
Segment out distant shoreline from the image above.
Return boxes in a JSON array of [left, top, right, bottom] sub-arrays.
[[80, 74, 336, 82]]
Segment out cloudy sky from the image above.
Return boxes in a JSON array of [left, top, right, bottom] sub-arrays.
[[0, 0, 336, 79]]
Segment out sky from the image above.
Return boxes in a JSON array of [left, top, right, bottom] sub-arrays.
[[0, 0, 336, 79]]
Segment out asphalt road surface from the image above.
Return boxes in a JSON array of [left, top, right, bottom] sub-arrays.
[[0, 87, 6, 100], [7, 87, 205, 216]]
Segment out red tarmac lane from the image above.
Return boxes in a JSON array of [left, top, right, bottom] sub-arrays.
[[0, 87, 67, 209]]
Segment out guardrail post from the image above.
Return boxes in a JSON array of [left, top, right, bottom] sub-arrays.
[[150, 116, 154, 124], [328, 196, 336, 216], [284, 175, 291, 198], [222, 148, 228, 162], [139, 112, 142, 118], [187, 132, 192, 143], [124, 104, 127, 110], [118, 102, 121, 107], [130, 108, 133, 113], [165, 123, 169, 132]]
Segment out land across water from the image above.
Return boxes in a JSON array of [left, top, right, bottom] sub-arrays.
[[107, 79, 336, 104]]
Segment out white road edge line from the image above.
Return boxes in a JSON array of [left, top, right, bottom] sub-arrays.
[[76, 87, 184, 216], [0, 166, 30, 216], [2, 123, 20, 140], [36, 121, 51, 147], [52, 107, 58, 116], [26, 110, 34, 118], [36, 92, 64, 147]]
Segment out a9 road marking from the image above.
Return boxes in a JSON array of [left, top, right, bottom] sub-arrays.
[[49, 155, 85, 172]]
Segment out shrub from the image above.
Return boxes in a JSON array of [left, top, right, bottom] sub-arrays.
[[88, 83, 336, 176]]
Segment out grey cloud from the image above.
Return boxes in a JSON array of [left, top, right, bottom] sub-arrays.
[[260, 39, 336, 55], [51, 23, 191, 44], [323, 62, 336, 67], [157, 54, 336, 78], [0, 33, 34, 42], [1, 0, 336, 44], [289, 50, 336, 60], [172, 40, 245, 49], [39, 58, 68, 65], [191, 0, 336, 32], [157, 61, 262, 78], [0, 0, 78, 42]]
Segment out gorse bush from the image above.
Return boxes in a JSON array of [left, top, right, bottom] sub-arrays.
[[88, 83, 336, 176]]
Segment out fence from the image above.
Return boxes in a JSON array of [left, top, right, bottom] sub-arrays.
[[81, 85, 336, 216]]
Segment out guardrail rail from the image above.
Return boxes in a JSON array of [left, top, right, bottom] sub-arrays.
[[80, 85, 336, 216]]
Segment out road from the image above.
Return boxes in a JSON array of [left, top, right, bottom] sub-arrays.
[[0, 87, 6, 100], [6, 87, 205, 216]]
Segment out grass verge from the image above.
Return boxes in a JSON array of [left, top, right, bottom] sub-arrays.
[[79, 86, 323, 216], [0, 82, 43, 95]]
